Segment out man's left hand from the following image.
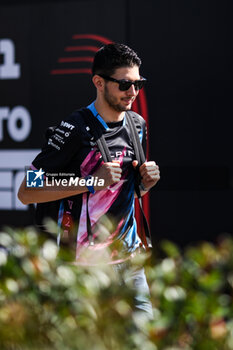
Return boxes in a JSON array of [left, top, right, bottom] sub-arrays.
[[132, 160, 160, 191]]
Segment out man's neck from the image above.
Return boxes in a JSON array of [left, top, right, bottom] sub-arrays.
[[94, 100, 125, 123]]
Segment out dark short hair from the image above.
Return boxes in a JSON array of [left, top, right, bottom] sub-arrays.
[[92, 43, 141, 76]]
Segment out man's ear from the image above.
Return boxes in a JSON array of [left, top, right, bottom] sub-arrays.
[[92, 75, 104, 91]]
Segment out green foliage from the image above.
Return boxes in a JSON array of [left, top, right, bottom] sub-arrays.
[[1, 227, 233, 350]]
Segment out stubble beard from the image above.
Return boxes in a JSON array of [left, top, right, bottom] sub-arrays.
[[104, 86, 133, 112]]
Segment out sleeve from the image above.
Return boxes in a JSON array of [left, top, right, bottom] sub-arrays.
[[32, 118, 81, 173]]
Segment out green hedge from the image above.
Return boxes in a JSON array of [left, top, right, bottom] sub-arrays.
[[1, 227, 233, 350]]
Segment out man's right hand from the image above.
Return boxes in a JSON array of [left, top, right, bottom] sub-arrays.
[[93, 161, 122, 190]]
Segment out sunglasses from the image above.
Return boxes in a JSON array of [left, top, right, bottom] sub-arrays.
[[98, 74, 147, 91]]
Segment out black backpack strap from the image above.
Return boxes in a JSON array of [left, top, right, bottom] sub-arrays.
[[126, 112, 146, 165], [79, 108, 112, 162], [125, 112, 146, 197], [126, 112, 152, 249]]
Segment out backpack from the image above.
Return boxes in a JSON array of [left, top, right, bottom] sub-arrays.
[[35, 108, 152, 249]]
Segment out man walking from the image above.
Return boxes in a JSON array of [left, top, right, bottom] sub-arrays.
[[18, 43, 160, 318]]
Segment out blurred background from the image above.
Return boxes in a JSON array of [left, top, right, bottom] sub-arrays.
[[0, 0, 232, 246]]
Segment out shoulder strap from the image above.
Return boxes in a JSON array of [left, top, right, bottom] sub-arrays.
[[125, 112, 146, 166], [125, 112, 145, 197], [126, 111, 152, 249], [79, 108, 112, 163]]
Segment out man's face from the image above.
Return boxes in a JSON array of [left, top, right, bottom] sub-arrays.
[[103, 65, 140, 112]]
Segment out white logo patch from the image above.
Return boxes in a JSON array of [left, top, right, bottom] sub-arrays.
[[60, 121, 75, 130]]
